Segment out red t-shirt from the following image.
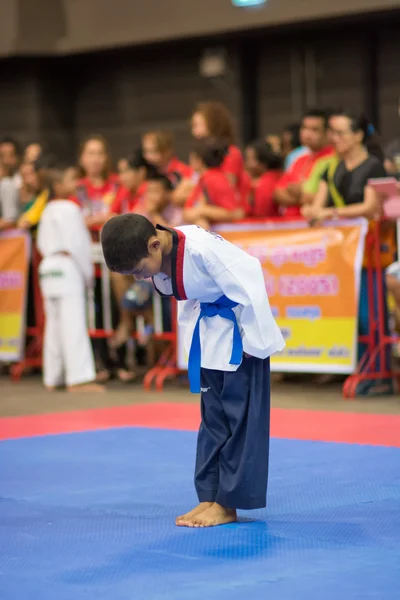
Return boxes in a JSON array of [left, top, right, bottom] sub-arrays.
[[250, 171, 282, 218], [186, 168, 237, 211], [166, 157, 194, 183], [76, 174, 120, 216], [275, 146, 334, 218], [222, 145, 249, 209], [110, 182, 147, 214]]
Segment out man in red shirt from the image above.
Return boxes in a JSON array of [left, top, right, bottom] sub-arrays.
[[184, 138, 244, 228], [274, 109, 334, 218]]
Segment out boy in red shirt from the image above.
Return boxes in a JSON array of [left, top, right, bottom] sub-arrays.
[[244, 140, 282, 218], [110, 149, 154, 216], [184, 138, 244, 229]]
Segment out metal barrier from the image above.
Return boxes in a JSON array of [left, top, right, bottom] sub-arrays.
[[8, 216, 400, 396], [342, 219, 399, 398], [10, 239, 183, 390]]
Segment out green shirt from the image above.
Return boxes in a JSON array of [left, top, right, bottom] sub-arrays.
[[303, 155, 338, 195]]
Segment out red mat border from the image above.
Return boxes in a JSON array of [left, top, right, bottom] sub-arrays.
[[0, 403, 399, 447]]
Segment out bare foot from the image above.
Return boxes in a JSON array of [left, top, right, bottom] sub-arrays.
[[185, 503, 237, 528], [175, 502, 213, 526], [45, 385, 57, 392], [67, 383, 105, 393]]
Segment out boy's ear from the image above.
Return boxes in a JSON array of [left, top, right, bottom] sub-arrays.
[[148, 236, 161, 254]]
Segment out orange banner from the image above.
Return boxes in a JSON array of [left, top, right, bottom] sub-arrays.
[[177, 220, 368, 374], [0, 231, 31, 361]]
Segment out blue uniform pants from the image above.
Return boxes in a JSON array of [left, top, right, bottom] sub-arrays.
[[195, 356, 271, 510]]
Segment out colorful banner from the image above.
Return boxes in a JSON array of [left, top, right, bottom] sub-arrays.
[[0, 230, 31, 361], [177, 219, 367, 374]]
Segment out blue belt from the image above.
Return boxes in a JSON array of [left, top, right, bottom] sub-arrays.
[[188, 295, 243, 393]]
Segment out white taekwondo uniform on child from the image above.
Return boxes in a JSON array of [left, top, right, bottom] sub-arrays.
[[37, 200, 96, 388], [152, 224, 285, 378], [152, 224, 285, 510]]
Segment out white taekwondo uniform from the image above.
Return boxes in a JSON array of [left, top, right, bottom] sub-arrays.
[[151, 224, 285, 510], [37, 200, 96, 388]]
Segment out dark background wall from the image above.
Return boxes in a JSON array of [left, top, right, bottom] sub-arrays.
[[0, 10, 399, 163], [1, 0, 400, 56]]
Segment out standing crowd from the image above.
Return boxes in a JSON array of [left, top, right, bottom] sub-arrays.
[[0, 100, 398, 395]]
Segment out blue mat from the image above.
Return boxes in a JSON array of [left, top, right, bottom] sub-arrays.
[[1, 428, 399, 600]]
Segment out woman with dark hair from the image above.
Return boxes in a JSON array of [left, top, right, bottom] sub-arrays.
[[191, 101, 247, 207], [303, 111, 395, 395], [244, 139, 283, 218]]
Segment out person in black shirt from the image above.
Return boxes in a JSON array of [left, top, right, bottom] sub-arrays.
[[302, 112, 394, 395]]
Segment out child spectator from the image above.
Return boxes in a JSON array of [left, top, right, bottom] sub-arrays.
[[191, 102, 246, 201], [184, 138, 243, 229], [76, 134, 120, 230], [37, 166, 103, 393], [17, 153, 58, 230], [142, 130, 195, 207], [244, 139, 283, 218], [146, 172, 184, 227], [110, 149, 155, 216], [0, 158, 19, 230]]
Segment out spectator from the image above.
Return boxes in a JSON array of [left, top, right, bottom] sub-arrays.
[[76, 135, 134, 384], [383, 96, 400, 175], [281, 124, 310, 171], [117, 157, 129, 173], [265, 134, 282, 155], [301, 111, 344, 206], [37, 166, 103, 393], [110, 149, 152, 217], [274, 110, 333, 218], [184, 138, 243, 229], [17, 154, 58, 230], [142, 130, 195, 207], [146, 172, 184, 227], [24, 141, 44, 164], [303, 111, 394, 395], [76, 134, 120, 230], [191, 101, 247, 207], [244, 139, 282, 218], [0, 136, 22, 187], [19, 161, 40, 212], [0, 158, 19, 230], [107, 149, 156, 352]]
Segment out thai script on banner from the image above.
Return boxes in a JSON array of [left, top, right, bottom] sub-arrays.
[[177, 220, 367, 374]]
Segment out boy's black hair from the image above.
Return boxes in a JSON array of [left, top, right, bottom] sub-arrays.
[[248, 139, 283, 170], [101, 214, 156, 273], [146, 172, 174, 191], [192, 137, 229, 169]]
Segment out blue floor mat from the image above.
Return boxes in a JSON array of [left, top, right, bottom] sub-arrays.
[[0, 428, 399, 600]]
